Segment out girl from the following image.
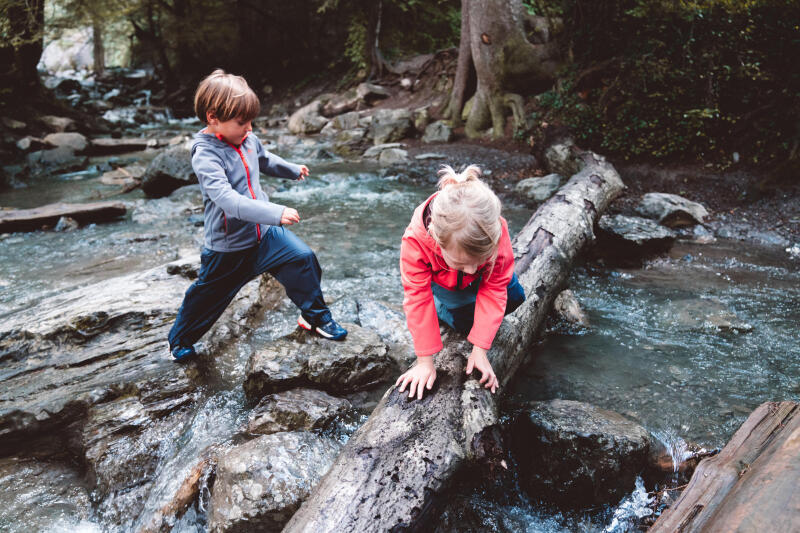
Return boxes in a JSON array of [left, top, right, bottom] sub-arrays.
[[396, 165, 525, 400]]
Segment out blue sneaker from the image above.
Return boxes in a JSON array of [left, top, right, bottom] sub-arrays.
[[297, 316, 348, 341], [171, 342, 206, 362]]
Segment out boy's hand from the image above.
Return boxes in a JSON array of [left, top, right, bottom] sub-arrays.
[[280, 207, 300, 225], [466, 345, 498, 394], [395, 356, 437, 400], [297, 165, 309, 180]]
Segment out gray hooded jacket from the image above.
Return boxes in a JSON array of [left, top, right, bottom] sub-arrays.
[[191, 130, 302, 252]]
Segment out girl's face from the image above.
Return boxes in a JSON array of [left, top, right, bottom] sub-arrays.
[[440, 244, 483, 274], [207, 113, 252, 145]]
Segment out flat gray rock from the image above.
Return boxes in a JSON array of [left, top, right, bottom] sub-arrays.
[[595, 214, 676, 265], [515, 173, 563, 202], [636, 192, 709, 227], [247, 388, 351, 435]]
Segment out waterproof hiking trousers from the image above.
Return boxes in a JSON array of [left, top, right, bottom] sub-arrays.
[[432, 273, 526, 334]]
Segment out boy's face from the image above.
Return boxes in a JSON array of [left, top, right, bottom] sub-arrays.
[[208, 113, 253, 145]]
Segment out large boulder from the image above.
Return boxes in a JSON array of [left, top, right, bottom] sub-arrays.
[[319, 111, 361, 136], [243, 325, 391, 402], [595, 214, 677, 265], [288, 100, 329, 135], [25, 146, 88, 175], [208, 432, 342, 533], [141, 145, 196, 198], [510, 399, 655, 508], [247, 388, 351, 435], [636, 192, 709, 227], [369, 108, 413, 145], [421, 120, 453, 143], [515, 173, 563, 202]]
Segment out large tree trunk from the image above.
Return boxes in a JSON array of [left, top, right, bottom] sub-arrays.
[[283, 153, 625, 532], [650, 401, 800, 532], [92, 15, 105, 76], [444, 0, 472, 127], [455, 0, 561, 139]]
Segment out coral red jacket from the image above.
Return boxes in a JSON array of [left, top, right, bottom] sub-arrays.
[[400, 193, 516, 356]]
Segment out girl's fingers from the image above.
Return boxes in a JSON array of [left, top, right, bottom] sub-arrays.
[[479, 369, 489, 385], [466, 358, 474, 375], [426, 373, 436, 390], [408, 377, 419, 398], [417, 379, 425, 400]]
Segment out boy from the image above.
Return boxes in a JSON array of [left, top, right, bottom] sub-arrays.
[[169, 69, 346, 361]]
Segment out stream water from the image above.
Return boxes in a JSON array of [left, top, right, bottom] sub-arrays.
[[1, 119, 798, 532]]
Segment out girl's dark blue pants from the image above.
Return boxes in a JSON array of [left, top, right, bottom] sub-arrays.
[[168, 225, 332, 350], [432, 273, 526, 334]]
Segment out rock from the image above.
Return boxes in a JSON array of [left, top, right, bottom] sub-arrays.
[[208, 432, 342, 533], [100, 165, 145, 187], [320, 111, 362, 137], [288, 100, 330, 134], [322, 88, 360, 116], [243, 324, 391, 402], [54, 216, 79, 232], [26, 146, 88, 174], [15, 136, 48, 152], [1, 117, 26, 129], [595, 214, 677, 265], [422, 120, 453, 143], [544, 139, 584, 176], [89, 137, 154, 155], [665, 298, 753, 333], [42, 132, 89, 153], [332, 129, 367, 156], [247, 388, 352, 435], [328, 297, 360, 325], [510, 399, 654, 508], [363, 142, 406, 158], [379, 148, 409, 166], [39, 115, 76, 132], [515, 173, 563, 202], [356, 299, 413, 347], [413, 107, 430, 132], [414, 153, 447, 160], [356, 82, 391, 103], [0, 201, 126, 233], [369, 108, 413, 145], [552, 289, 589, 326], [636, 192, 709, 227], [141, 145, 196, 198]]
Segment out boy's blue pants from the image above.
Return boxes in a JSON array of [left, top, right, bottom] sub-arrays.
[[168, 226, 332, 350], [432, 273, 525, 334]]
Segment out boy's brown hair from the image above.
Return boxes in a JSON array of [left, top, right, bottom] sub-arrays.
[[194, 69, 260, 124]]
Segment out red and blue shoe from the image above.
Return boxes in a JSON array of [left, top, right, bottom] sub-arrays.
[[297, 315, 348, 341]]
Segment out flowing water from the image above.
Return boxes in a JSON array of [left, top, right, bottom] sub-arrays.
[[1, 119, 798, 532]]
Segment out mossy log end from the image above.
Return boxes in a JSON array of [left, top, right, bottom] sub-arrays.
[[650, 401, 800, 533], [282, 153, 624, 533]]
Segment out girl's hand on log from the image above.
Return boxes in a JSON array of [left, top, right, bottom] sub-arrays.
[[466, 345, 498, 394], [395, 356, 437, 400]]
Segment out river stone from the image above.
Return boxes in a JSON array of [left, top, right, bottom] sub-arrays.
[[595, 214, 677, 265], [26, 146, 89, 174], [379, 148, 409, 166], [100, 164, 145, 186], [15, 135, 48, 152], [208, 432, 342, 533], [357, 82, 391, 103], [636, 192, 709, 227], [288, 100, 329, 134], [243, 324, 391, 402], [141, 145, 196, 198], [357, 299, 412, 346], [54, 216, 79, 232], [89, 137, 155, 155], [363, 142, 405, 158], [320, 111, 361, 136], [422, 121, 453, 143], [369, 108, 413, 145], [544, 139, 584, 176], [510, 399, 654, 508], [665, 298, 753, 333], [39, 115, 77, 132], [552, 289, 589, 326], [43, 132, 88, 153], [247, 388, 351, 435], [413, 106, 430, 132], [515, 173, 563, 202]]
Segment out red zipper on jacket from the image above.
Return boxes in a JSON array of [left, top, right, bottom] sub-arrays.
[[219, 133, 261, 242]]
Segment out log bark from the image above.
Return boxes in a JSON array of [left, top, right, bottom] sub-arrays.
[[0, 201, 126, 233], [283, 153, 625, 532], [650, 401, 800, 533]]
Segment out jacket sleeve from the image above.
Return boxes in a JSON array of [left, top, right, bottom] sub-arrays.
[[400, 234, 442, 357], [256, 141, 302, 180], [467, 223, 515, 350], [192, 146, 286, 226]]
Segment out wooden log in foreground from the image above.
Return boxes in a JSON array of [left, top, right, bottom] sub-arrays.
[[283, 153, 625, 532], [650, 401, 800, 533], [0, 201, 127, 233]]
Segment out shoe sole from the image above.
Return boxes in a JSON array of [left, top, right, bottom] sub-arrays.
[[297, 316, 346, 340]]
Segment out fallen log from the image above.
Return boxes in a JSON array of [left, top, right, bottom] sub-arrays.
[[283, 152, 625, 532], [650, 401, 800, 533], [0, 201, 126, 233]]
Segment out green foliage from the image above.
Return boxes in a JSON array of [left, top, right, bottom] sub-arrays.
[[536, 0, 800, 164], [344, 15, 368, 72]]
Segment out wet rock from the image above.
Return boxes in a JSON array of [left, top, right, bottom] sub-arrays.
[[244, 324, 391, 402], [552, 289, 589, 326], [379, 148, 409, 166], [357, 299, 412, 346], [89, 137, 156, 155], [369, 108, 413, 145], [328, 297, 360, 325], [363, 142, 406, 159], [39, 115, 77, 132], [320, 111, 361, 136], [665, 298, 753, 333], [0, 201, 126, 233], [510, 399, 654, 508], [141, 145, 196, 198], [42, 132, 89, 153], [332, 129, 367, 156], [414, 153, 447, 160], [544, 139, 583, 176], [288, 100, 330, 134], [515, 173, 563, 202], [636, 192, 709, 228], [595, 214, 676, 265], [247, 388, 351, 435], [54, 216, 79, 232], [26, 146, 89, 175], [208, 432, 342, 533], [100, 164, 145, 187], [15, 136, 48, 152], [422, 120, 453, 143], [1, 117, 27, 130]]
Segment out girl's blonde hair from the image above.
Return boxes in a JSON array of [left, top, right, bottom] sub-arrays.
[[429, 164, 502, 263], [194, 69, 260, 124]]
